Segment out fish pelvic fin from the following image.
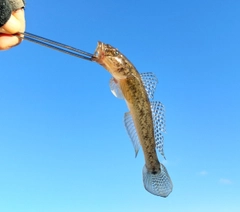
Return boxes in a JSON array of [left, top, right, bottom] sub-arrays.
[[109, 77, 124, 99], [142, 164, 173, 197]]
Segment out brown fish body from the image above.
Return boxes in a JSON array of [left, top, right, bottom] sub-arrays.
[[120, 76, 160, 173], [93, 42, 172, 197], [93, 42, 160, 172]]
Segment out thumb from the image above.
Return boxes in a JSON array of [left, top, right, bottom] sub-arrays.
[[1, 14, 21, 34], [12, 9, 26, 32]]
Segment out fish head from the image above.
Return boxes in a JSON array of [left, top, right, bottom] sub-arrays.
[[93, 41, 131, 79]]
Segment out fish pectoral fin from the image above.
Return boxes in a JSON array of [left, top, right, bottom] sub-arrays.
[[124, 112, 141, 157], [151, 101, 166, 159], [142, 164, 173, 197], [109, 77, 124, 99], [140, 72, 158, 99]]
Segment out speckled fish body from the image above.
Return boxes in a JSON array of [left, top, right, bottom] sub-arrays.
[[92, 42, 173, 197]]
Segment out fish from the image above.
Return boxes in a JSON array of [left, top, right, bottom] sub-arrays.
[[92, 42, 173, 197]]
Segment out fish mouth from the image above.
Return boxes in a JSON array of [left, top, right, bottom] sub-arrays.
[[92, 41, 104, 62]]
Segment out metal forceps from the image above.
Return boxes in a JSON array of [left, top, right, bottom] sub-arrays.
[[20, 32, 94, 61]]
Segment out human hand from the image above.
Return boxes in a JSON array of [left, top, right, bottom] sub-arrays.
[[0, 8, 25, 50]]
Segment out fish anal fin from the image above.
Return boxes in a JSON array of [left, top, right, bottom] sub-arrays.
[[151, 101, 166, 159], [109, 77, 124, 99], [124, 112, 141, 157], [142, 163, 173, 197], [140, 72, 158, 99]]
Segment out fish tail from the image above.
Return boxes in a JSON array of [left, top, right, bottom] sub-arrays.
[[142, 163, 173, 197]]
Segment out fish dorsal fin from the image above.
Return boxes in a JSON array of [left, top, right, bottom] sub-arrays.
[[124, 112, 141, 157], [109, 77, 124, 99], [140, 72, 158, 99], [151, 101, 166, 159]]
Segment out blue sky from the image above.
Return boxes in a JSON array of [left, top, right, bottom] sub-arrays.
[[1, 0, 240, 211]]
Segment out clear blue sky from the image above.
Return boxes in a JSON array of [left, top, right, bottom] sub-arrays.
[[1, 0, 240, 211]]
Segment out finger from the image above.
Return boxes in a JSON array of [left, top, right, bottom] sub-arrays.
[[0, 33, 21, 50], [0, 9, 25, 50]]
